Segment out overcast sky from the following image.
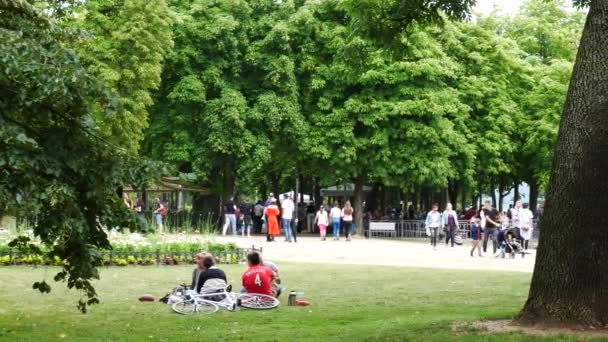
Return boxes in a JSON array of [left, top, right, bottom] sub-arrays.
[[474, 0, 524, 16]]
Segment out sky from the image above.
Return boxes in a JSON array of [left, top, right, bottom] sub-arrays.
[[474, 0, 525, 16]]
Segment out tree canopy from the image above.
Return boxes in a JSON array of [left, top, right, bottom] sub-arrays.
[[2, 0, 588, 312]]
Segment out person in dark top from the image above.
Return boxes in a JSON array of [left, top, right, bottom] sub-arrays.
[[195, 256, 228, 293], [222, 198, 237, 236], [252, 200, 264, 234], [306, 202, 316, 233], [480, 201, 500, 254], [240, 200, 253, 237]]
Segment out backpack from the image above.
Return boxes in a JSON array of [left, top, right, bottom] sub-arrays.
[[253, 205, 263, 217], [159, 203, 168, 216]]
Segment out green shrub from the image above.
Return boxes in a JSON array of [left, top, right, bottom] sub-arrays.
[[0, 255, 10, 265]]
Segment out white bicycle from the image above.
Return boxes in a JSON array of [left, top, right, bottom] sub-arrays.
[[172, 285, 280, 315]]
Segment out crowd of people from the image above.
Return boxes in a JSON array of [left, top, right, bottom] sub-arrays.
[[221, 193, 357, 242], [424, 200, 535, 258]]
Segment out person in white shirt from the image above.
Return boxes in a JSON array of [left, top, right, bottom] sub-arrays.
[[510, 200, 523, 229], [315, 206, 329, 241], [330, 203, 342, 240], [519, 203, 534, 250], [425, 204, 442, 250], [281, 194, 295, 242]]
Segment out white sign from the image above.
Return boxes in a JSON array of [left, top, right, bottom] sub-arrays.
[[370, 222, 396, 231]]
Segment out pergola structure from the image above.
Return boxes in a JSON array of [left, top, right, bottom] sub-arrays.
[[123, 176, 210, 211]]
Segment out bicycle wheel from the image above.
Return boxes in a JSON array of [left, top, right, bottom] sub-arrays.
[[239, 294, 280, 310], [172, 299, 218, 315]]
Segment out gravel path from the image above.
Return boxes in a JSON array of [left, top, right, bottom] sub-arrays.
[[215, 235, 536, 273]]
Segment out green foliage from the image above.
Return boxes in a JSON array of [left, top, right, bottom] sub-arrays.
[[0, 240, 241, 266], [65, 0, 174, 152], [144, 0, 305, 194], [340, 0, 476, 45], [0, 0, 163, 312]]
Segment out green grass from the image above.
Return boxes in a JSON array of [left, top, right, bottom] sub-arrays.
[[0, 264, 601, 341]]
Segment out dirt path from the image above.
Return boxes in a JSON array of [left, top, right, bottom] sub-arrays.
[[215, 235, 536, 273]]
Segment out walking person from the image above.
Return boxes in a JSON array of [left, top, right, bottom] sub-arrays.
[[135, 197, 148, 233], [153, 196, 166, 234], [252, 201, 264, 235], [263, 193, 276, 242], [330, 203, 342, 240], [315, 205, 329, 240], [470, 218, 483, 257], [442, 203, 459, 247], [519, 203, 534, 250], [480, 201, 500, 254], [123, 193, 134, 210], [222, 197, 237, 236], [240, 200, 253, 237], [135, 197, 145, 218], [510, 200, 523, 244], [280, 194, 295, 242], [341, 201, 354, 241], [306, 202, 316, 233], [425, 204, 442, 250], [264, 199, 280, 241]]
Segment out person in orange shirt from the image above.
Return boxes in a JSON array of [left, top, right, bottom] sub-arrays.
[[265, 199, 280, 241]]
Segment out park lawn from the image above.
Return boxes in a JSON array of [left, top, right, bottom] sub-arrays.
[[0, 263, 598, 342]]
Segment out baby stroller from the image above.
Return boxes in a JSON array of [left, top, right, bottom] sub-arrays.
[[496, 228, 525, 259]]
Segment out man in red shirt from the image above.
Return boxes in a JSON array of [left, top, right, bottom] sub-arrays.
[[242, 252, 275, 297]]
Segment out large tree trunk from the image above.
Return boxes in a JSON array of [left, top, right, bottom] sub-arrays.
[[460, 181, 467, 211], [518, 1, 608, 327], [497, 181, 504, 212], [354, 177, 365, 236], [447, 181, 457, 207], [529, 179, 539, 212]]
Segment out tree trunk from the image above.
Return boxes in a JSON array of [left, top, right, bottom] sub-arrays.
[[518, 1, 608, 327], [529, 180, 539, 212], [461, 181, 467, 211], [447, 181, 458, 207], [513, 181, 520, 205], [497, 181, 504, 212], [354, 177, 365, 236]]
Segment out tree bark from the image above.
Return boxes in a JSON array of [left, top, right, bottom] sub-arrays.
[[353, 177, 365, 236], [498, 181, 504, 212], [529, 179, 539, 212], [460, 181, 467, 211], [518, 1, 608, 327], [447, 181, 458, 208]]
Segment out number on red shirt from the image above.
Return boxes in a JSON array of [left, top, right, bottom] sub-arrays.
[[254, 273, 261, 287]]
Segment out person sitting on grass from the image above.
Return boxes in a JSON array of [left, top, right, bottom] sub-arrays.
[[242, 252, 276, 297], [261, 259, 282, 298], [190, 252, 207, 291], [195, 255, 228, 293]]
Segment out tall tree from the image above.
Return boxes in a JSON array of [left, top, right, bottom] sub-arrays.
[[144, 0, 304, 208], [67, 0, 174, 151], [518, 0, 608, 327], [289, 1, 472, 233], [0, 0, 148, 312]]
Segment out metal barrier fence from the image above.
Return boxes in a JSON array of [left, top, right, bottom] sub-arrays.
[[367, 220, 540, 241]]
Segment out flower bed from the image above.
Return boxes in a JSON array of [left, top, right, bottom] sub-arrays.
[[0, 233, 254, 267]]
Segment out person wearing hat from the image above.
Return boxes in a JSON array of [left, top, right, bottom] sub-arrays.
[[264, 199, 280, 241]]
